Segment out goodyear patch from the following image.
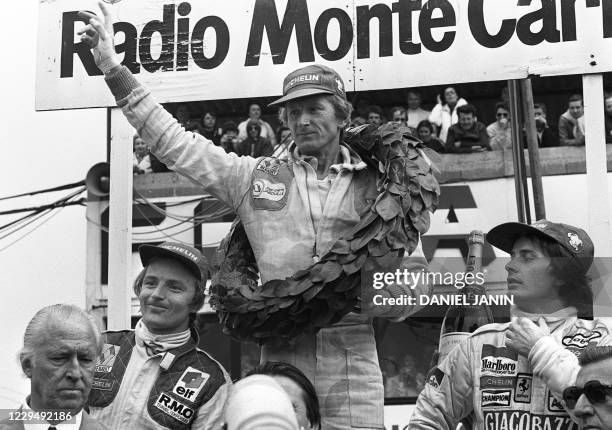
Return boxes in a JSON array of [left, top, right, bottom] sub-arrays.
[[481, 389, 511, 408], [514, 373, 532, 403], [172, 366, 209, 402], [95, 344, 120, 373], [154, 393, 195, 424]]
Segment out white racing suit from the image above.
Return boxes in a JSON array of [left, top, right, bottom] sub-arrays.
[[409, 308, 612, 430], [104, 66, 431, 429]]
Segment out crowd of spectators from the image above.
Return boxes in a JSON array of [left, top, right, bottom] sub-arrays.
[[131, 87, 611, 173]]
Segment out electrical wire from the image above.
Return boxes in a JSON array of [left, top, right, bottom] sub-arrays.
[[0, 180, 85, 202], [0, 187, 86, 234], [85, 214, 222, 247], [0, 206, 66, 253], [133, 188, 232, 222], [0, 199, 85, 216]]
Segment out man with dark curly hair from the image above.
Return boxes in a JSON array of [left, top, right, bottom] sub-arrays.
[[410, 220, 612, 430]]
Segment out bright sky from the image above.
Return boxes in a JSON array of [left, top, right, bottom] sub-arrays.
[[0, 3, 106, 406]]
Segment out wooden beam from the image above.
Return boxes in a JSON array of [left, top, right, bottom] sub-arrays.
[[106, 108, 134, 330]]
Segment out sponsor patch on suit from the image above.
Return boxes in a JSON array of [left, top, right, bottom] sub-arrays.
[[514, 373, 532, 403]]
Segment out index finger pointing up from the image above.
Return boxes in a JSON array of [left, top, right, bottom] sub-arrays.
[[98, 0, 115, 34]]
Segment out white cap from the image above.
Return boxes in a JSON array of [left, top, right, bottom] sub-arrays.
[[225, 374, 299, 430]]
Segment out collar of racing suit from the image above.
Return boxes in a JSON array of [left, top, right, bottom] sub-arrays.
[[134, 318, 191, 355], [511, 306, 578, 331]]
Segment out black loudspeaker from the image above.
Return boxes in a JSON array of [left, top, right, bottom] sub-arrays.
[[85, 162, 110, 197]]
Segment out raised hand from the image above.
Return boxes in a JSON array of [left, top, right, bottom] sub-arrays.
[[77, 1, 120, 74]]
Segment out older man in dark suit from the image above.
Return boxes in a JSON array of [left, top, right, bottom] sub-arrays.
[[0, 304, 107, 430]]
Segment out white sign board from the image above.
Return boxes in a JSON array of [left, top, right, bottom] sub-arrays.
[[37, 0, 612, 110]]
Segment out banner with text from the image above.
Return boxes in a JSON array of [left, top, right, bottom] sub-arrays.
[[36, 0, 612, 110]]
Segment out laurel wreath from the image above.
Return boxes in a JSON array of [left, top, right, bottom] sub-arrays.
[[209, 123, 440, 344]]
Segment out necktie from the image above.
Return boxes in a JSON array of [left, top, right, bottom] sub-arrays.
[[48, 426, 58, 430]]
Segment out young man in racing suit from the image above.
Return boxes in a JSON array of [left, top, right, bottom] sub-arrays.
[[409, 220, 612, 430], [87, 243, 231, 429], [78, 5, 432, 428]]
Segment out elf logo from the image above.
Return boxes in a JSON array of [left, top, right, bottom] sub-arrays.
[[172, 367, 209, 401]]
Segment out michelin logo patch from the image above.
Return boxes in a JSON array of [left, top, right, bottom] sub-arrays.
[[154, 393, 195, 424], [95, 344, 120, 373], [481, 389, 511, 407], [173, 367, 209, 402], [562, 331, 601, 349]]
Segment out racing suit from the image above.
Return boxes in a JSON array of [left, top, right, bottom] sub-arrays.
[[104, 66, 430, 429], [88, 328, 231, 429], [409, 307, 612, 430]]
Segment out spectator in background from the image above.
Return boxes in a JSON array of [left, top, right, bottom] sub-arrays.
[[238, 103, 277, 147], [237, 120, 274, 157], [0, 304, 107, 429], [559, 94, 585, 146], [174, 103, 198, 131], [406, 90, 431, 130], [247, 362, 321, 430], [531, 103, 559, 147], [417, 120, 445, 153], [196, 110, 221, 146], [487, 101, 512, 150], [350, 115, 367, 127], [604, 93, 612, 144], [353, 97, 371, 119], [390, 106, 408, 127], [276, 106, 288, 132], [272, 125, 292, 159], [386, 355, 425, 398], [219, 121, 240, 154], [429, 86, 468, 142], [133, 133, 152, 174], [367, 105, 384, 127], [446, 104, 491, 153], [380, 358, 400, 397]]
